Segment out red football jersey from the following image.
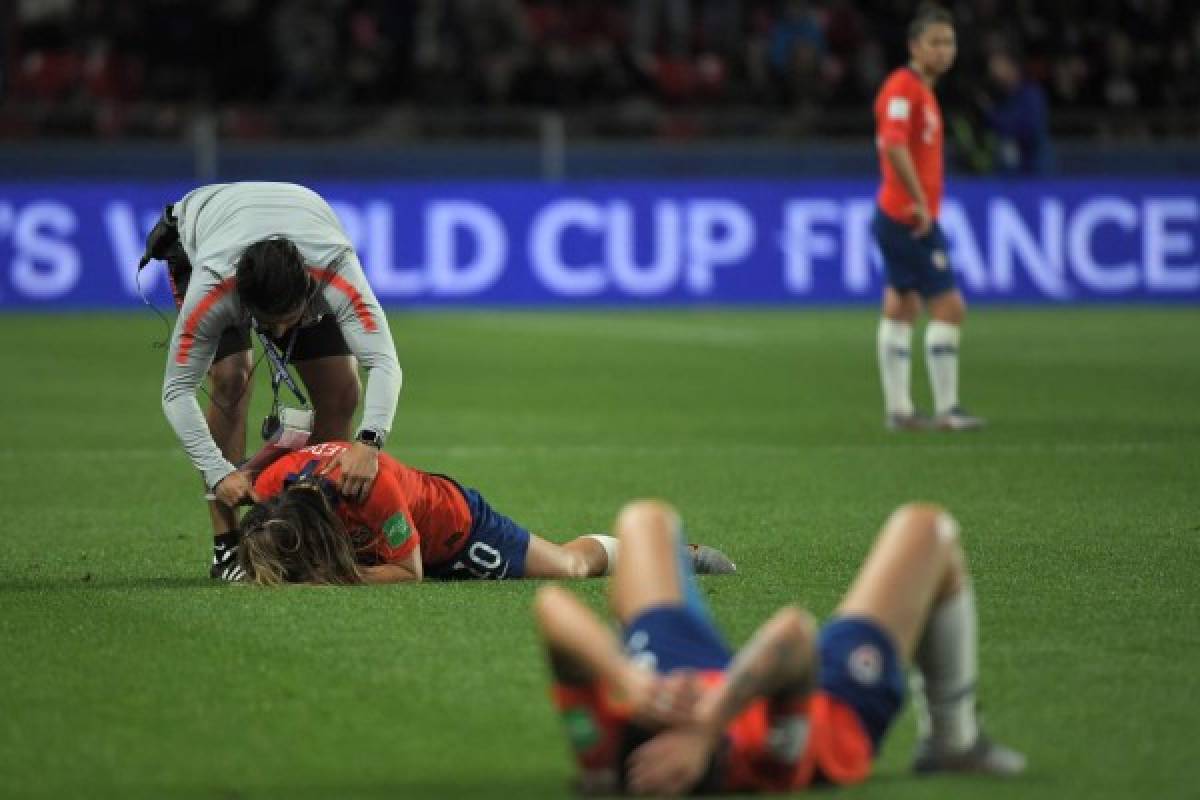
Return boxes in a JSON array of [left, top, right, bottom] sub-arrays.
[[874, 66, 944, 225], [253, 442, 473, 568], [553, 671, 872, 793]]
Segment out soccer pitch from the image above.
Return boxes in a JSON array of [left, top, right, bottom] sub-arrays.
[[0, 308, 1195, 799]]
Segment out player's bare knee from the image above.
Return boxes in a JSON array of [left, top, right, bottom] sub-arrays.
[[891, 503, 969, 596], [775, 605, 818, 644], [615, 499, 680, 545], [891, 502, 958, 552]]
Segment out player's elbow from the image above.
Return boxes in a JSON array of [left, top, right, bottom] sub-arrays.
[[161, 364, 200, 405], [161, 382, 186, 413], [361, 356, 403, 394]]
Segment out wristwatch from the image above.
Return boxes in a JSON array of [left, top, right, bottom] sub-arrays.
[[355, 428, 385, 449]]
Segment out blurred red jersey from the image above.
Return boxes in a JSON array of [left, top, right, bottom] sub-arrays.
[[553, 671, 872, 793], [254, 442, 472, 568], [874, 67, 944, 224]]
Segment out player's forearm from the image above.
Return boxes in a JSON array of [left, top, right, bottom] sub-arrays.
[[535, 586, 636, 689], [885, 145, 928, 208], [360, 562, 421, 584], [694, 606, 817, 739]]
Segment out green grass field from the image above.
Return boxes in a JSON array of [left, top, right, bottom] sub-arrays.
[[0, 308, 1197, 799]]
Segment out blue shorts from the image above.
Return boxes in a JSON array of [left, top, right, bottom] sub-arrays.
[[424, 484, 531, 581], [623, 606, 732, 674], [817, 616, 906, 752], [872, 208, 957, 299], [621, 534, 729, 673]]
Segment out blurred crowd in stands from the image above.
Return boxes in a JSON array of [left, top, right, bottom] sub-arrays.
[[2, 0, 1197, 148]]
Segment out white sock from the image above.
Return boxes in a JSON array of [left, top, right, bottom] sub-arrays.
[[925, 321, 961, 415], [913, 586, 979, 751], [877, 318, 914, 415], [582, 534, 618, 576]]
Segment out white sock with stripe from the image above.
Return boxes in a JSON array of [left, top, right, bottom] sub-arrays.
[[925, 321, 961, 415], [913, 586, 980, 751], [877, 318, 914, 415]]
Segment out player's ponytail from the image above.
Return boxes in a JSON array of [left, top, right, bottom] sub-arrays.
[[238, 481, 363, 585]]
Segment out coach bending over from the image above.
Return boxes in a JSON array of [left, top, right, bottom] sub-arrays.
[[143, 182, 401, 579]]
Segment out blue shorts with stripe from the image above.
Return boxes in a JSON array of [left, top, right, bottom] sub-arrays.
[[872, 208, 957, 299], [621, 534, 730, 674], [817, 616, 906, 751], [424, 483, 531, 581]]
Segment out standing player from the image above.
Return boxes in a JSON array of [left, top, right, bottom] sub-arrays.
[[535, 499, 1025, 794], [873, 7, 984, 431], [141, 182, 402, 579]]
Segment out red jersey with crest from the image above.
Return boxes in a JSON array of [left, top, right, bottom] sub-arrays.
[[253, 442, 472, 568], [553, 671, 872, 793], [874, 67, 944, 225]]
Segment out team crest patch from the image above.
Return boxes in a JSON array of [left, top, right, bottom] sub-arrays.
[[932, 250, 949, 270], [848, 644, 883, 686], [382, 514, 411, 547]]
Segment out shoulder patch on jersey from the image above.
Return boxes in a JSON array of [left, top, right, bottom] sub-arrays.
[[383, 513, 411, 548], [561, 708, 600, 752], [887, 97, 911, 120]]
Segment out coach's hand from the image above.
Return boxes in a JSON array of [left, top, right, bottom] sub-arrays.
[[911, 201, 933, 238], [213, 470, 260, 508], [321, 442, 379, 503]]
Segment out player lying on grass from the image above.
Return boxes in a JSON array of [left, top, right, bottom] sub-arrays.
[[234, 441, 735, 585], [534, 499, 1025, 795]]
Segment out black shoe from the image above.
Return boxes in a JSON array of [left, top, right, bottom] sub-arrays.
[[211, 532, 245, 582]]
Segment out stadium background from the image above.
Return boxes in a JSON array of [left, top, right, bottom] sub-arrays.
[[0, 2, 1196, 799]]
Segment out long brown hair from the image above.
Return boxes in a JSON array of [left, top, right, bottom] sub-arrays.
[[237, 479, 363, 585]]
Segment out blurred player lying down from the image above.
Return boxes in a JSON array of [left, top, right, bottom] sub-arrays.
[[234, 441, 735, 585], [534, 500, 1025, 795]]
